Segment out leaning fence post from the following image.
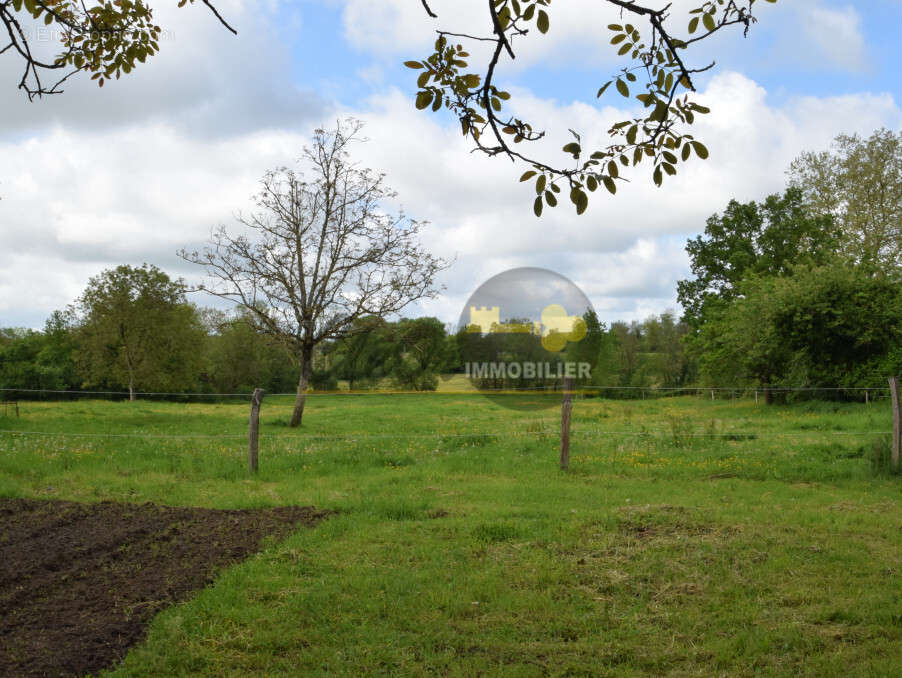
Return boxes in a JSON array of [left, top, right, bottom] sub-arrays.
[[248, 387, 265, 473], [890, 377, 901, 470], [560, 377, 573, 470]]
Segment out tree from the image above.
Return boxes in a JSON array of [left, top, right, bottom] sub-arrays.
[[677, 187, 840, 328], [695, 262, 902, 397], [390, 317, 449, 391], [10, 0, 776, 213], [788, 129, 902, 269], [180, 119, 447, 427], [72, 264, 205, 399], [0, 324, 78, 393], [328, 316, 396, 390], [201, 310, 297, 395]]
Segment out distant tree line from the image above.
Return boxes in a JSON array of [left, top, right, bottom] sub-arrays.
[[0, 273, 694, 398]]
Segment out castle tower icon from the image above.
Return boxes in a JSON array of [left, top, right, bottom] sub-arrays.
[[468, 306, 500, 332]]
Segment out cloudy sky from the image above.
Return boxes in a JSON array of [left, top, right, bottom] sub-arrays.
[[2, 0, 901, 329]]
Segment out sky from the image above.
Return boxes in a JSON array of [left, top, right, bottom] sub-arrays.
[[2, 0, 902, 329]]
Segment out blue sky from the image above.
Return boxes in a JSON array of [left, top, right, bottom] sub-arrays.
[[2, 0, 901, 329]]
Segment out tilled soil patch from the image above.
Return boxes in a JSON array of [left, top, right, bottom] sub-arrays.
[[0, 497, 332, 677]]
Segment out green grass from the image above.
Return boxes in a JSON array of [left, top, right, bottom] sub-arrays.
[[2, 394, 902, 676]]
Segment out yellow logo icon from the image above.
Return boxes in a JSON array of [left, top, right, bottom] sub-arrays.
[[467, 303, 586, 352]]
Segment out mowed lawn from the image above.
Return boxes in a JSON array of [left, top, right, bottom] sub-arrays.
[[2, 393, 902, 676]]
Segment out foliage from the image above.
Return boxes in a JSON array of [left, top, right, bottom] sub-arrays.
[[677, 187, 841, 328], [0, 319, 79, 393], [695, 262, 902, 391], [608, 312, 693, 389], [408, 0, 777, 215], [201, 310, 297, 395], [390, 317, 451, 391], [788, 128, 902, 269], [180, 119, 447, 426], [0, 0, 233, 99], [326, 317, 395, 390], [71, 264, 205, 399]]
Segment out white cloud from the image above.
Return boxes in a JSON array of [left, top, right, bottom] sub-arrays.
[[801, 4, 868, 72]]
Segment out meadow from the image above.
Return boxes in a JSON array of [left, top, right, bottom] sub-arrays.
[[2, 392, 902, 676]]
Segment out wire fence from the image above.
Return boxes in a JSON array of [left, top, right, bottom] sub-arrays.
[[0, 386, 896, 447], [0, 385, 893, 401]]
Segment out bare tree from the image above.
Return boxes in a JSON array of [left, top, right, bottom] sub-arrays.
[[180, 119, 448, 427]]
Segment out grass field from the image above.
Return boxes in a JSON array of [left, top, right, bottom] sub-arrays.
[[2, 393, 902, 676]]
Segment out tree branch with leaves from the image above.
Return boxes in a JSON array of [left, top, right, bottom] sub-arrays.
[[0, 0, 233, 99], [406, 0, 776, 215]]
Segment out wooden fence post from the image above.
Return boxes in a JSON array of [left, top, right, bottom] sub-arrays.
[[890, 377, 901, 471], [248, 388, 265, 473], [560, 377, 573, 470]]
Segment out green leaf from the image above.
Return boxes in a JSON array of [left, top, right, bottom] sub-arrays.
[[562, 142, 581, 157], [519, 170, 537, 182], [653, 165, 663, 186], [534, 195, 543, 217], [688, 16, 699, 34], [681, 143, 691, 161], [691, 141, 709, 159], [596, 81, 612, 98], [626, 124, 638, 145], [536, 175, 547, 194], [545, 190, 557, 207], [702, 12, 716, 31], [537, 9, 549, 34], [616, 79, 629, 97], [415, 91, 433, 110], [603, 176, 617, 194], [586, 175, 598, 192], [649, 101, 669, 122], [404, 61, 424, 69]]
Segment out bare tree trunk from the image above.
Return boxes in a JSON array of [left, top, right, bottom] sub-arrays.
[[128, 375, 135, 402], [289, 345, 313, 428]]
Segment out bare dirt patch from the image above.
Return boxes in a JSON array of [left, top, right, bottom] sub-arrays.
[[0, 497, 332, 678]]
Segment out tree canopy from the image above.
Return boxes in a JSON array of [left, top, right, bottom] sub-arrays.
[[677, 187, 840, 328], [788, 128, 902, 270], [71, 263, 205, 399]]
